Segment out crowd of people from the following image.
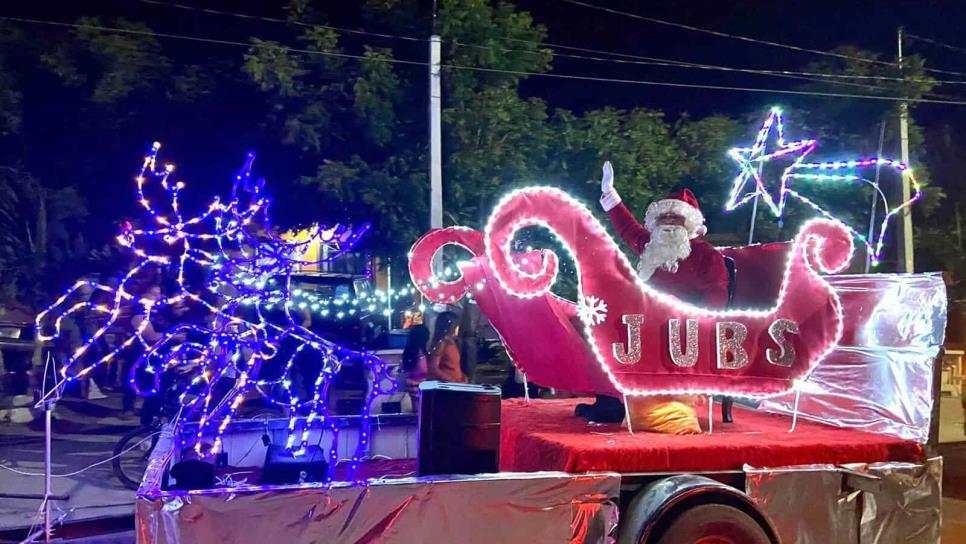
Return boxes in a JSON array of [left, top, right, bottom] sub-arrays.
[[44, 270, 206, 423]]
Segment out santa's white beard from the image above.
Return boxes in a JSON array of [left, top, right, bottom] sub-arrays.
[[638, 225, 692, 281]]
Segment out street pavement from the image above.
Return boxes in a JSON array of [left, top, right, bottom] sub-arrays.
[[0, 389, 140, 539]]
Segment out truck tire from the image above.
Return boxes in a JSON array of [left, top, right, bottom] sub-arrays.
[[653, 504, 770, 544]]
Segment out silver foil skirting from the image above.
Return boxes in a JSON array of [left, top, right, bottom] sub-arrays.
[[760, 274, 947, 443], [745, 458, 941, 544], [137, 470, 620, 544]]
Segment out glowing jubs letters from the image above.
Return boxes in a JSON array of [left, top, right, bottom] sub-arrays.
[[611, 314, 799, 370]]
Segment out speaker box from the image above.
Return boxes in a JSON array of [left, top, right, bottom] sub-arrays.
[[261, 444, 328, 485], [169, 459, 215, 490], [417, 382, 501, 476]]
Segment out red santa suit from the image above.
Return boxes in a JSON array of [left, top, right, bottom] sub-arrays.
[[601, 188, 729, 309], [597, 185, 727, 434]]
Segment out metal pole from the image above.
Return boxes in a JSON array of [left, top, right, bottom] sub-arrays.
[[865, 121, 887, 273], [897, 27, 915, 272], [37, 349, 57, 544], [44, 401, 54, 542], [747, 159, 765, 245], [386, 260, 392, 330], [747, 194, 759, 245], [44, 399, 52, 543], [429, 35, 443, 230]]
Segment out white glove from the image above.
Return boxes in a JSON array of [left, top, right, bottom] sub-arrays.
[[599, 161, 622, 212], [601, 161, 614, 193]]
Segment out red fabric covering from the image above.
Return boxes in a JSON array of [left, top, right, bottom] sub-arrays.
[[719, 241, 790, 309], [500, 398, 923, 474]]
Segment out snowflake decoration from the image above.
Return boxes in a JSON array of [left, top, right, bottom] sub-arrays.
[[577, 295, 608, 326]]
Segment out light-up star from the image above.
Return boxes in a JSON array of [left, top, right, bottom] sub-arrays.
[[726, 108, 816, 216], [725, 108, 922, 267]]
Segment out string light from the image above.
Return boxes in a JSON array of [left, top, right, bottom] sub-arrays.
[[249, 285, 418, 320], [727, 108, 921, 265], [36, 143, 395, 474]]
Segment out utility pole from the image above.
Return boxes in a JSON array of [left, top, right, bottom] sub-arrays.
[[429, 6, 443, 230], [897, 27, 915, 273], [427, 3, 443, 334]]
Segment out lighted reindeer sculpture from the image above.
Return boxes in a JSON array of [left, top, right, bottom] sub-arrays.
[[36, 143, 393, 477]]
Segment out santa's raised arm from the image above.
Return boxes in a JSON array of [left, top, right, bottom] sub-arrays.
[[599, 161, 729, 309]]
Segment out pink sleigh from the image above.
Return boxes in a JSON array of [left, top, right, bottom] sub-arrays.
[[410, 187, 848, 398], [407, 187, 915, 401]]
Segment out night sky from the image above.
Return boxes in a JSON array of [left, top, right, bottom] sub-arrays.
[[4, 0, 966, 230], [10, 0, 966, 118]]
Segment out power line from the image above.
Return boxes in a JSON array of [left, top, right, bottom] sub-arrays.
[[1, 15, 429, 66], [7, 15, 966, 106], [907, 32, 966, 55], [558, 0, 895, 66], [452, 39, 966, 101], [444, 64, 966, 105], [453, 39, 963, 96], [558, 0, 966, 79], [131, 0, 966, 90], [461, 39, 965, 85], [132, 0, 424, 43]]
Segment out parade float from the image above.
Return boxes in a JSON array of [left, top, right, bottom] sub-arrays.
[[39, 109, 946, 543]]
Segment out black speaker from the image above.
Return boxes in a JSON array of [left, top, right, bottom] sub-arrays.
[[169, 459, 215, 490], [261, 444, 328, 485], [417, 382, 501, 476]]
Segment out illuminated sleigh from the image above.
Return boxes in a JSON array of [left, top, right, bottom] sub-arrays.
[[410, 187, 855, 399]]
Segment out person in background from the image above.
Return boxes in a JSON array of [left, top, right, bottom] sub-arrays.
[[400, 309, 430, 406], [428, 312, 466, 383], [458, 300, 481, 383], [126, 284, 185, 420]]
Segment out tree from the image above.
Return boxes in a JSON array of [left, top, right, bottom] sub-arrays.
[[3, 1, 958, 309], [0, 167, 88, 305], [0, 16, 215, 305]]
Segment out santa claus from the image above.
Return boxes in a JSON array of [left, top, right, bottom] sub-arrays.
[[575, 162, 729, 433], [599, 161, 728, 307]]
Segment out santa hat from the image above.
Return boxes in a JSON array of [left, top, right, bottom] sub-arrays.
[[644, 188, 708, 238]]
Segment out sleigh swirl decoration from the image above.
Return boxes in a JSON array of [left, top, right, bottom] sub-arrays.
[[411, 187, 854, 399]]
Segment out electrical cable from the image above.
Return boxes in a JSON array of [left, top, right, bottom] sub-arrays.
[[6, 16, 966, 105], [22, 499, 47, 544], [131, 0, 966, 87], [0, 431, 160, 478], [452, 39, 966, 87], [0, 15, 429, 68], [442, 63, 966, 105], [451, 40, 960, 97], [557, 0, 966, 79], [132, 0, 424, 43], [907, 33, 966, 55]]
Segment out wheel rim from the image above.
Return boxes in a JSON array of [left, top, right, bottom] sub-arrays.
[[115, 430, 158, 489]]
